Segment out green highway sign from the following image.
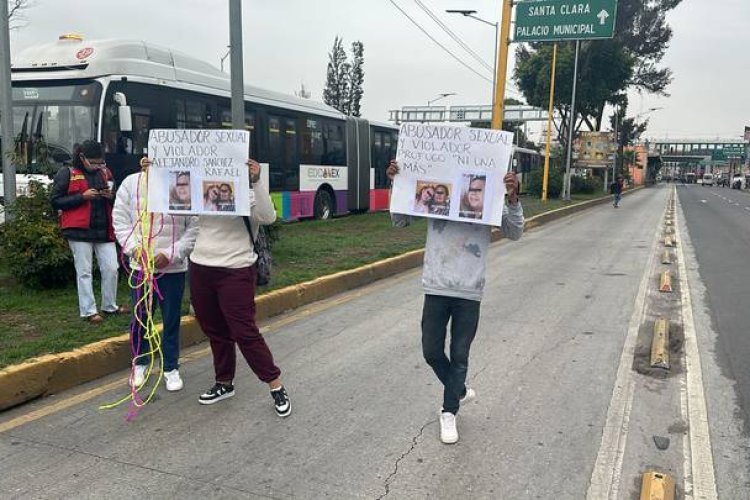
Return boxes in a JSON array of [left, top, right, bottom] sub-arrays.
[[514, 0, 618, 42]]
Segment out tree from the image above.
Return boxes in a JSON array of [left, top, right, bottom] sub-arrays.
[[322, 37, 365, 116], [611, 104, 649, 176], [323, 36, 351, 114], [514, 0, 683, 150], [347, 41, 364, 117], [8, 0, 32, 30]]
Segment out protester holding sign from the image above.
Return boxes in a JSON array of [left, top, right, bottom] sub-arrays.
[[113, 158, 199, 392], [388, 154, 524, 445], [189, 159, 291, 417]]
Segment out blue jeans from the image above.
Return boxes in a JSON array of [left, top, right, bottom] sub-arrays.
[[421, 294, 481, 414], [130, 271, 186, 371], [613, 193, 622, 206]]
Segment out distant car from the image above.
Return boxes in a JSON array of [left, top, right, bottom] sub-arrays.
[[717, 175, 729, 187], [732, 176, 746, 189], [702, 173, 714, 186]]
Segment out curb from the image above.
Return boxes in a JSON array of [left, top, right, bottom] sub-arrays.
[[0, 186, 645, 411]]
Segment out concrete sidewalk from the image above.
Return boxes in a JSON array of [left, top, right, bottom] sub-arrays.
[[0, 188, 642, 411], [0, 187, 666, 499]]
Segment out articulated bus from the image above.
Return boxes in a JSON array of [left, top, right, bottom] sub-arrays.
[[8, 35, 397, 220], [7, 35, 540, 219]]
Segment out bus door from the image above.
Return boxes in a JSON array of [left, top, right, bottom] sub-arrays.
[[267, 114, 301, 216], [345, 117, 370, 212]]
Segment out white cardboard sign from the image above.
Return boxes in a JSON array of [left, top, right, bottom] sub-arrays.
[[391, 123, 514, 225], [147, 129, 250, 216]]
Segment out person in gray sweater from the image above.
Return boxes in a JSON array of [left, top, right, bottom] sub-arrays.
[[387, 160, 524, 444]]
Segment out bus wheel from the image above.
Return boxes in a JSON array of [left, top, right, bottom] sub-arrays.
[[314, 190, 333, 220]]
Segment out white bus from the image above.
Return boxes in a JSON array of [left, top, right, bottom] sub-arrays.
[[8, 35, 398, 220]]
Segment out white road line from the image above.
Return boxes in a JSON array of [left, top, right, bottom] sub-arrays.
[[586, 194, 663, 500], [674, 190, 719, 500]]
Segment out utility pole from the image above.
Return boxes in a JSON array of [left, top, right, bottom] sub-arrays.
[[490, 0, 513, 130], [229, 0, 244, 130], [563, 40, 580, 201], [1, 0, 16, 219]]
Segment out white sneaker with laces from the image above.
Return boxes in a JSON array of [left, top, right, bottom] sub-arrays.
[[459, 387, 476, 406], [164, 369, 184, 392], [130, 365, 147, 388], [440, 411, 459, 444]]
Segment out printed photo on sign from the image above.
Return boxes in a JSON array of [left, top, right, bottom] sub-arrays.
[[147, 129, 251, 216], [202, 180, 237, 212], [458, 174, 486, 220], [413, 180, 452, 216], [390, 123, 513, 226], [169, 171, 192, 211]]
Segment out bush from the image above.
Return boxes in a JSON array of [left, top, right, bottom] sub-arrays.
[[0, 182, 75, 288], [570, 176, 598, 194], [526, 166, 563, 199]]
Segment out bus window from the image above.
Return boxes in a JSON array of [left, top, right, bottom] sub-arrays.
[[268, 116, 283, 190], [175, 100, 186, 128], [323, 122, 345, 166], [301, 118, 324, 165]]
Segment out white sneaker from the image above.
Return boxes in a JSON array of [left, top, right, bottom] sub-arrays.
[[440, 411, 459, 444], [130, 365, 147, 388], [164, 369, 184, 392], [460, 387, 476, 406]]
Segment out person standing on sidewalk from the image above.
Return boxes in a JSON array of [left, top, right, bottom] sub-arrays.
[[189, 159, 291, 417], [388, 160, 524, 444], [51, 140, 127, 323], [113, 158, 198, 392], [611, 175, 624, 208]]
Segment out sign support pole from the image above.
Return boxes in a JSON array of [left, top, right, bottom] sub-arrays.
[[491, 0, 513, 131], [542, 43, 557, 202], [229, 0, 245, 131], [563, 39, 580, 201], [1, 0, 16, 219]]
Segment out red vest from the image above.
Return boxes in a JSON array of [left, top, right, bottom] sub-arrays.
[[59, 166, 114, 240]]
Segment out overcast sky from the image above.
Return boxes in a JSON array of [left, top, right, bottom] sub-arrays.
[[9, 0, 749, 142]]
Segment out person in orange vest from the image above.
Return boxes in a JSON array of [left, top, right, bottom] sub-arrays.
[[51, 140, 127, 323]]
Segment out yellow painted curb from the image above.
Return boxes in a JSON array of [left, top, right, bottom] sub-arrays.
[[640, 471, 675, 500], [651, 319, 670, 369], [0, 186, 647, 411], [659, 271, 673, 293]]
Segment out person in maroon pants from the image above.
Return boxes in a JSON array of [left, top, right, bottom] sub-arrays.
[[189, 160, 290, 417]]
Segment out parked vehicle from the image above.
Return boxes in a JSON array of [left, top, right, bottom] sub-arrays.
[[732, 176, 746, 190], [702, 173, 714, 186]]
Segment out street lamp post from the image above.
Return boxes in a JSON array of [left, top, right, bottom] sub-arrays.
[[220, 46, 231, 73], [613, 106, 663, 184], [427, 92, 456, 107], [446, 10, 498, 119]]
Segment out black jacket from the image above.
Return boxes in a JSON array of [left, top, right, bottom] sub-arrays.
[[51, 166, 114, 242]]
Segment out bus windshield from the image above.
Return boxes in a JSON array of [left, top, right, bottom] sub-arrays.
[[7, 81, 101, 172]]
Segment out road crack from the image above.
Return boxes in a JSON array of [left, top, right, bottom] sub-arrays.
[[377, 418, 435, 499]]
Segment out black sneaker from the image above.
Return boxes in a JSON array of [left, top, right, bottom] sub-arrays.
[[198, 383, 235, 405], [271, 386, 291, 417]]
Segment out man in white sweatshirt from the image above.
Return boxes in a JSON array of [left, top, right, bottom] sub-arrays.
[[388, 160, 524, 444], [113, 165, 198, 392]]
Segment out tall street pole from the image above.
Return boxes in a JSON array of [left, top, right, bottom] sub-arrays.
[[1, 0, 16, 218], [542, 44, 558, 202], [491, 0, 513, 131], [229, 0, 245, 130], [563, 40, 580, 201]]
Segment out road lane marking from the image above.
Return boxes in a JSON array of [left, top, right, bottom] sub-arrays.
[[0, 270, 417, 434], [674, 194, 719, 500], [586, 194, 664, 500]]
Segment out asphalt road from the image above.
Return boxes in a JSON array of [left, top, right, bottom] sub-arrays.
[[2, 185, 736, 499], [677, 183, 750, 497]]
